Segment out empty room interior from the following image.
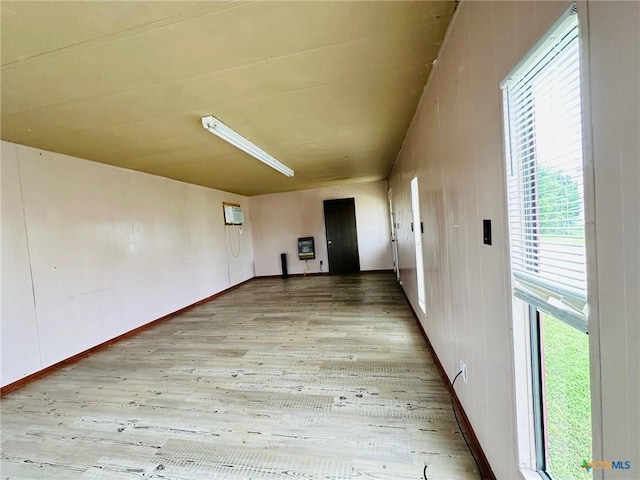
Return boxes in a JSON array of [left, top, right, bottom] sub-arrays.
[[1, 1, 638, 480]]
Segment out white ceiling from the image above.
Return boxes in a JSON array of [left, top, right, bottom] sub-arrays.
[[1, 1, 454, 196]]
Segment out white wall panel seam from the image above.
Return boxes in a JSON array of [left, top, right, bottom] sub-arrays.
[[14, 147, 44, 370]]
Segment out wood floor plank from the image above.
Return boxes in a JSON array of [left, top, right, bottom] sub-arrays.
[[1, 273, 479, 479]]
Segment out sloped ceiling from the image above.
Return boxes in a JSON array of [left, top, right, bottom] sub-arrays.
[[1, 1, 454, 195]]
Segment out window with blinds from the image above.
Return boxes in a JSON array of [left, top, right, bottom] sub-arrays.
[[502, 8, 588, 333]]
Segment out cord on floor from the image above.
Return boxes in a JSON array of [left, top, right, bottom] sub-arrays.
[[423, 370, 482, 480]]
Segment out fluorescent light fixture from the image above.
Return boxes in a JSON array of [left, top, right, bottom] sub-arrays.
[[201, 115, 294, 177]]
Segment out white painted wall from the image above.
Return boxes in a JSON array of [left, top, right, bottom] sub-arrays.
[[389, 1, 639, 478], [250, 181, 393, 276], [1, 141, 254, 387], [586, 2, 640, 476], [1, 144, 42, 384]]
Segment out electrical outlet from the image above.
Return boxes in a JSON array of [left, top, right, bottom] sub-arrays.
[[459, 360, 467, 382]]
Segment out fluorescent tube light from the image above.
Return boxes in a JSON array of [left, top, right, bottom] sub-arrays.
[[201, 115, 294, 177]]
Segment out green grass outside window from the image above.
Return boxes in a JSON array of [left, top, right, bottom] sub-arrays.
[[542, 313, 592, 480]]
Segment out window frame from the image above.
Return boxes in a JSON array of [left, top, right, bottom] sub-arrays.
[[501, 4, 594, 479], [502, 4, 588, 336]]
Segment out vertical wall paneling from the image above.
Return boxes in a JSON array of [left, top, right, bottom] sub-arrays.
[[587, 2, 640, 476], [1, 141, 254, 387], [1, 144, 42, 383], [390, 1, 640, 477], [386, 2, 622, 478]]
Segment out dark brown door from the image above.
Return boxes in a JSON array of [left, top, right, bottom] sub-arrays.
[[323, 198, 360, 274]]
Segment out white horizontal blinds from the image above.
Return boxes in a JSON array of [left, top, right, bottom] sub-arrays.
[[503, 10, 588, 332]]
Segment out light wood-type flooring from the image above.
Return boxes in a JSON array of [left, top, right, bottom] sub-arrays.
[[1, 273, 479, 479]]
